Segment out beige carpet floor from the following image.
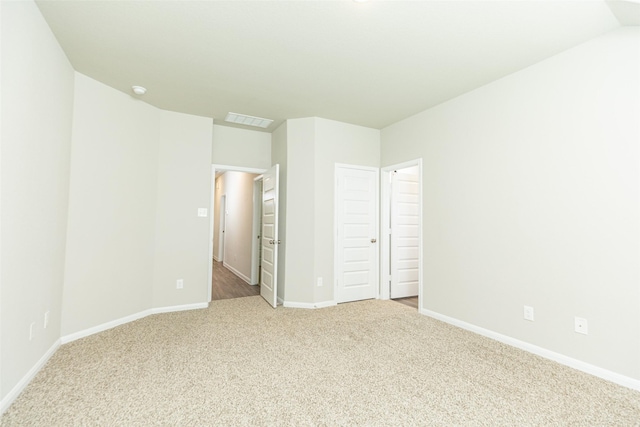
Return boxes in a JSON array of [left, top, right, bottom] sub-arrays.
[[2, 296, 639, 426]]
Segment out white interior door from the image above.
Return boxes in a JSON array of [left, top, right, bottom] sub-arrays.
[[390, 170, 420, 298], [260, 164, 279, 308], [251, 177, 263, 285], [219, 195, 226, 262], [336, 166, 379, 303]]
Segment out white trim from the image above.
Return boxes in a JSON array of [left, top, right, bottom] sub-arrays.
[[314, 300, 337, 309], [1, 339, 61, 414], [420, 308, 640, 392], [207, 165, 216, 302], [277, 296, 284, 306], [61, 302, 207, 344], [380, 159, 423, 309], [150, 302, 208, 315], [211, 164, 268, 175], [61, 311, 149, 344], [2, 302, 207, 415], [283, 300, 337, 309], [213, 255, 221, 262], [334, 163, 380, 173], [380, 170, 391, 301], [223, 262, 252, 284]]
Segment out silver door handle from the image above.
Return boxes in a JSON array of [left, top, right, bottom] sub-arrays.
[[371, 238, 377, 243], [269, 239, 281, 245]]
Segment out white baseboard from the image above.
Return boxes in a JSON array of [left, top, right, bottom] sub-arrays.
[[283, 300, 337, 309], [277, 296, 284, 306], [2, 302, 208, 416], [315, 300, 337, 309], [420, 308, 640, 392], [60, 310, 149, 345], [223, 262, 251, 284], [151, 302, 208, 315], [1, 339, 61, 414], [213, 255, 221, 262], [61, 302, 208, 344]]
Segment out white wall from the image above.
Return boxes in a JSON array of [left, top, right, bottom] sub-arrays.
[[62, 74, 214, 336], [62, 73, 160, 336], [213, 171, 258, 283], [282, 119, 316, 303], [152, 111, 213, 308], [212, 124, 271, 169], [1, 0, 75, 401], [282, 118, 380, 305], [313, 118, 380, 303], [381, 27, 640, 380]]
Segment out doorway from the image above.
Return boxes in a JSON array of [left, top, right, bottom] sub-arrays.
[[380, 159, 423, 311], [208, 165, 267, 302]]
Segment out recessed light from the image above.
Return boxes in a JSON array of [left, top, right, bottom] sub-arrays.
[[225, 112, 274, 129], [132, 85, 147, 95]]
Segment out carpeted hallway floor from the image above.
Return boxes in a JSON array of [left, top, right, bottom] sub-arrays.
[[2, 296, 639, 426]]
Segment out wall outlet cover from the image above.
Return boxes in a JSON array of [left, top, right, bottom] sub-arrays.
[[523, 305, 534, 321]]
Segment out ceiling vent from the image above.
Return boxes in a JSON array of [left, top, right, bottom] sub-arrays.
[[225, 112, 273, 129]]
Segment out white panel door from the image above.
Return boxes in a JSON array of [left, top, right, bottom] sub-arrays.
[[390, 171, 420, 298], [336, 166, 378, 303], [260, 164, 279, 308]]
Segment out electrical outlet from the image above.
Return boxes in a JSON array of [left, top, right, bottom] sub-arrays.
[[575, 317, 588, 335], [523, 305, 534, 321], [317, 277, 323, 287], [176, 279, 184, 289], [29, 322, 35, 341], [44, 311, 50, 329]]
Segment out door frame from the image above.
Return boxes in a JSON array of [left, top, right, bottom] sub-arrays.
[[380, 159, 423, 308], [208, 164, 268, 302], [334, 163, 380, 304]]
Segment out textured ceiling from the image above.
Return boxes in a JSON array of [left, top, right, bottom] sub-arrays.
[[35, 1, 631, 132]]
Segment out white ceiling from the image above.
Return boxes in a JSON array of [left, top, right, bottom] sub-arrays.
[[35, 1, 636, 132]]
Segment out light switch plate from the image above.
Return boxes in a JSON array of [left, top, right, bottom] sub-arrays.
[[197, 208, 208, 217]]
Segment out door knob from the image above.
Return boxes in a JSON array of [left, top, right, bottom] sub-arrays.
[[371, 238, 377, 243]]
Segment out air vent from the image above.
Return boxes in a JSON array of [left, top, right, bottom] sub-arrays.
[[225, 112, 273, 129]]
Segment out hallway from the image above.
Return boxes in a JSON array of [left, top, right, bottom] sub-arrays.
[[211, 260, 260, 300]]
